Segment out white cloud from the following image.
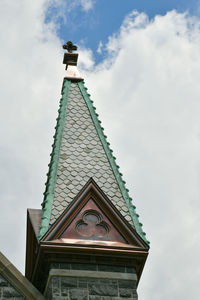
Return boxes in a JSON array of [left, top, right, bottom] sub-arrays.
[[45, 0, 68, 24], [83, 10, 200, 300], [78, 47, 95, 70], [0, 0, 63, 271], [97, 40, 103, 54], [67, 0, 95, 12], [80, 0, 95, 11], [0, 3, 200, 300]]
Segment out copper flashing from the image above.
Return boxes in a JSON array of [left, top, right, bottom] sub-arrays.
[[31, 241, 148, 292]]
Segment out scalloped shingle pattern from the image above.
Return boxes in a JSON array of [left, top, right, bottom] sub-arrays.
[[50, 83, 134, 226]]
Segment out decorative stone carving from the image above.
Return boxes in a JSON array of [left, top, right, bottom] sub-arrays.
[[76, 209, 110, 238]]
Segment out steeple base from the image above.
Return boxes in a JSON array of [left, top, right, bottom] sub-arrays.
[[44, 262, 138, 300]]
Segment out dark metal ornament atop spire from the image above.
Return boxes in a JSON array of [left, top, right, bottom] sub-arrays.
[[63, 40, 78, 69], [63, 41, 77, 53]]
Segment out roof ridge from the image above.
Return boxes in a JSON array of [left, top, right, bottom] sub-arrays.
[[0, 252, 45, 299], [38, 80, 71, 239], [78, 81, 149, 245]]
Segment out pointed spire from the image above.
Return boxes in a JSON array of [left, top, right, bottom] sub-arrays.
[[63, 41, 83, 80], [38, 43, 149, 245]]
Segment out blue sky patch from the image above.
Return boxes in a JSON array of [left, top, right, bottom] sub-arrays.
[[46, 0, 199, 63]]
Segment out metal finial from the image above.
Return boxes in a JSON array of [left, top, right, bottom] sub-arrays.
[[62, 40, 82, 80], [63, 41, 77, 53]]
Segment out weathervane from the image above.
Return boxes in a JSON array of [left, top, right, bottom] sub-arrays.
[[63, 41, 77, 53]]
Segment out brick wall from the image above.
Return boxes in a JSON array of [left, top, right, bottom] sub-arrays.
[[0, 274, 25, 299]]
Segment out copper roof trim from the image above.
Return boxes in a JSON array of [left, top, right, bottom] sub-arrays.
[[47, 238, 141, 248]]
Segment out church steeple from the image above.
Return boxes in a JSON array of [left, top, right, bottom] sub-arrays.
[[25, 42, 149, 299], [38, 42, 148, 244]]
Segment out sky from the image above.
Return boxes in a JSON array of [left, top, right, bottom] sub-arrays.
[[47, 0, 200, 63], [0, 1, 200, 299]]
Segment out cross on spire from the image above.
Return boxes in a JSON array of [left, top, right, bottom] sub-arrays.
[[63, 41, 77, 53], [62, 40, 80, 75]]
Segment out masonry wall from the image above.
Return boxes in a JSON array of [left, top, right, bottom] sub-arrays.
[[44, 263, 138, 300], [0, 274, 25, 300]]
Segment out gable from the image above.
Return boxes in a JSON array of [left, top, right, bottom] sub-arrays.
[[60, 198, 127, 243], [42, 179, 148, 250]]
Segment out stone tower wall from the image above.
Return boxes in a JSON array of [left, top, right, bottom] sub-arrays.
[[44, 263, 138, 300], [0, 274, 25, 299]]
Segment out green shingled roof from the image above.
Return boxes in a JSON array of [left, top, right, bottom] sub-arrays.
[[39, 79, 149, 245], [39, 80, 71, 239]]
